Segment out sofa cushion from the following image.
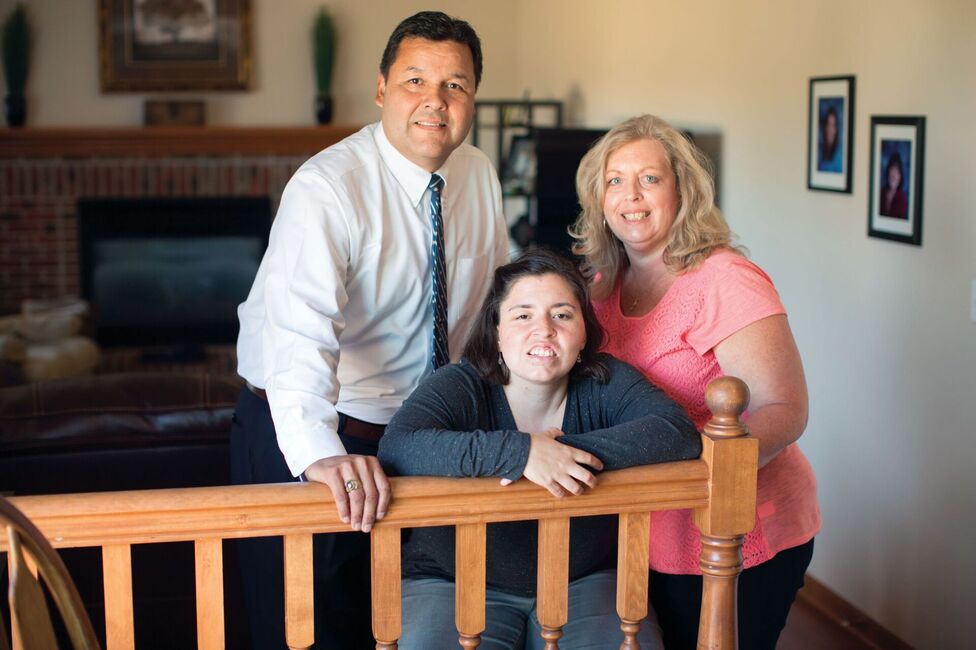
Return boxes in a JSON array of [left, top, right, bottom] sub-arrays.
[[0, 372, 242, 456], [0, 371, 244, 496]]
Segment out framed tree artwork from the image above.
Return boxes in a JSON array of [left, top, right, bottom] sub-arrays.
[[99, 0, 251, 91]]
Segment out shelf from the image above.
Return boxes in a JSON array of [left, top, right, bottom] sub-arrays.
[[0, 125, 361, 158]]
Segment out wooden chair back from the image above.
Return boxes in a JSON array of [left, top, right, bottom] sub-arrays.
[[1, 497, 100, 650]]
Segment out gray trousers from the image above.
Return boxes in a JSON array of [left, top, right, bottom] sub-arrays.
[[399, 569, 663, 650]]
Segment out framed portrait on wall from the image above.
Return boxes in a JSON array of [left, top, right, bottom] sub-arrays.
[[99, 0, 251, 91], [868, 116, 926, 246], [807, 75, 855, 193]]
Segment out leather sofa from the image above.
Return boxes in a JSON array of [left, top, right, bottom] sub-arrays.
[[0, 372, 251, 649]]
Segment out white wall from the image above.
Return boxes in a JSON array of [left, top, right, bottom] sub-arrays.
[[0, 0, 519, 125], [4, 1, 975, 648], [512, 2, 976, 648]]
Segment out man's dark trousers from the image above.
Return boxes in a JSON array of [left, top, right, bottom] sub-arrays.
[[230, 387, 376, 649]]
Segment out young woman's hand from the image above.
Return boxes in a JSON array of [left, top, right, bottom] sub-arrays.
[[498, 428, 565, 486], [505, 435, 603, 497], [535, 427, 564, 440]]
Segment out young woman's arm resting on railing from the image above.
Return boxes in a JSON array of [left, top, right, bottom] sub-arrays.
[[551, 357, 701, 470], [378, 358, 700, 481]]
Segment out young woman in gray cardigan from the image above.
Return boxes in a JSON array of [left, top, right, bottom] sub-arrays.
[[378, 250, 700, 650]]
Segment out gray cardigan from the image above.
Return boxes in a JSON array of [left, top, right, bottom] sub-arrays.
[[378, 355, 700, 596]]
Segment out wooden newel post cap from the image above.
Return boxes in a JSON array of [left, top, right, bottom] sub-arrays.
[[703, 376, 750, 439]]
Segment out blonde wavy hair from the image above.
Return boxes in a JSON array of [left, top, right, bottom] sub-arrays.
[[569, 114, 742, 295]]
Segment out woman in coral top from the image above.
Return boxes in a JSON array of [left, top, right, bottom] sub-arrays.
[[570, 114, 821, 650]]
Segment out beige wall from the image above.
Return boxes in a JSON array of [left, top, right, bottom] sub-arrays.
[[513, 2, 976, 649], [4, 1, 976, 648], [0, 0, 519, 125]]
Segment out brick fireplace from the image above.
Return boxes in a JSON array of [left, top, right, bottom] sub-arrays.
[[0, 126, 357, 316]]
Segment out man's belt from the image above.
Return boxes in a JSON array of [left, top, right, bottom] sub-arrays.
[[246, 382, 268, 401], [246, 382, 386, 443], [336, 413, 386, 443]]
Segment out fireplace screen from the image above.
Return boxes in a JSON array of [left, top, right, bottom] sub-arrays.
[[79, 197, 271, 350]]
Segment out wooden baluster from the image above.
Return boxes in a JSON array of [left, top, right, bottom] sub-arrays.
[[103, 544, 135, 650], [616, 512, 651, 649], [455, 523, 487, 648], [0, 569, 9, 650], [371, 526, 402, 649], [10, 537, 43, 649], [537, 517, 570, 649], [20, 551, 38, 579], [8, 532, 57, 650], [6, 527, 39, 650], [194, 538, 224, 650], [698, 534, 745, 650], [6, 548, 15, 650], [693, 376, 757, 650], [284, 534, 314, 650]]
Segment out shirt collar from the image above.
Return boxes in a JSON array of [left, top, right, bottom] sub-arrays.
[[373, 123, 458, 208]]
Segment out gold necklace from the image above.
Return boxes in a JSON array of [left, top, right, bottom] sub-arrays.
[[624, 265, 674, 315], [624, 285, 645, 314], [628, 292, 641, 312]]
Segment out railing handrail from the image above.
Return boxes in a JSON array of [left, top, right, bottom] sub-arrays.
[[2, 460, 708, 550]]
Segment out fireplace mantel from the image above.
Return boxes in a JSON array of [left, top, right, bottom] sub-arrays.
[[0, 125, 361, 158]]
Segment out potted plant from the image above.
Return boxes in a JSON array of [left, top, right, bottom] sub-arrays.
[[312, 7, 336, 124], [1, 2, 30, 128]]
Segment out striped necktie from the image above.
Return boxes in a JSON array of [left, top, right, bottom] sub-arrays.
[[428, 174, 449, 369]]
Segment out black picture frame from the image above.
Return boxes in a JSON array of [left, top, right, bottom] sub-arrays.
[[867, 116, 926, 246], [807, 75, 855, 193]]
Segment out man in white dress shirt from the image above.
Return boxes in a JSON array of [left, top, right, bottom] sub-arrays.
[[232, 11, 508, 648]]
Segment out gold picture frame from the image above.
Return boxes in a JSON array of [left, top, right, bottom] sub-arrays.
[[99, 0, 251, 92]]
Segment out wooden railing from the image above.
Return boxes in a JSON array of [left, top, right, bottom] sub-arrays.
[[2, 377, 757, 650]]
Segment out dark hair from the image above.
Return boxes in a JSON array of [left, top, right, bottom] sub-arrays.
[[820, 107, 839, 160], [885, 151, 904, 189], [379, 11, 483, 88], [463, 249, 609, 385]]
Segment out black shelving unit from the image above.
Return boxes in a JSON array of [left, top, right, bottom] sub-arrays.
[[531, 127, 608, 256], [472, 100, 563, 182]]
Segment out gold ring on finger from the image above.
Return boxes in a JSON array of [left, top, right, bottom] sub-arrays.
[[344, 479, 362, 493]]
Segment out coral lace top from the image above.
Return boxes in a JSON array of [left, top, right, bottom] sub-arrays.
[[593, 249, 821, 574]]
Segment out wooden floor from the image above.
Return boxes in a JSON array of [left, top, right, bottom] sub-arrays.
[[779, 599, 876, 650]]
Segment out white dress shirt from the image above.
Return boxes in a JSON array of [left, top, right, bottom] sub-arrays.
[[237, 123, 509, 476]]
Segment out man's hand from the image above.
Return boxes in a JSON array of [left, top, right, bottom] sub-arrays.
[[303, 455, 391, 533]]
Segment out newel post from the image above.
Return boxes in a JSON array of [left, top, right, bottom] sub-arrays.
[[693, 376, 758, 650]]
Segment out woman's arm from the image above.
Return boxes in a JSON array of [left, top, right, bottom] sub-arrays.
[[557, 360, 702, 470], [379, 364, 605, 497], [378, 366, 531, 480], [713, 314, 808, 467]]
